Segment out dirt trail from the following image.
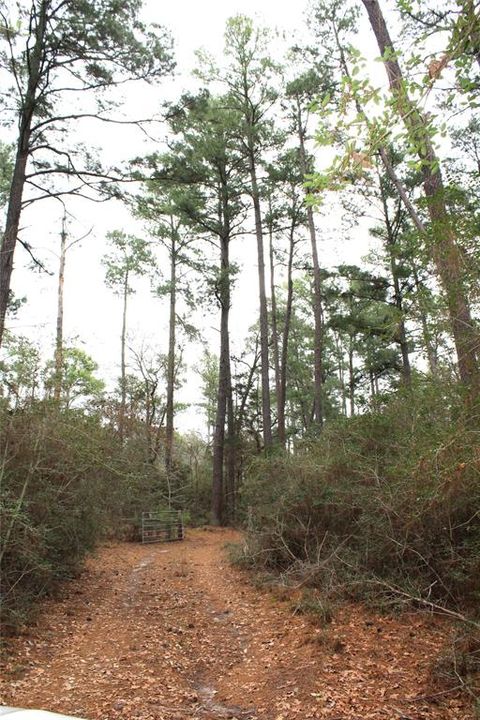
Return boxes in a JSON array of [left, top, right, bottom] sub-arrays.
[[0, 529, 474, 720]]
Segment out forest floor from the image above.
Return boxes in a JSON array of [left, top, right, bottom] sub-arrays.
[[0, 528, 475, 720]]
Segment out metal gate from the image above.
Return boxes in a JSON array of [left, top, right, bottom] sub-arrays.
[[141, 510, 184, 544]]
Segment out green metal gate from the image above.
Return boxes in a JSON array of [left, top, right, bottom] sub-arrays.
[[141, 510, 184, 544]]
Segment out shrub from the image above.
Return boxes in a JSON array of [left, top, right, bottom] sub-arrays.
[[237, 378, 480, 614], [0, 403, 160, 630]]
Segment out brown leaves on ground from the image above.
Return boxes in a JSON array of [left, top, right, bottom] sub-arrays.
[[0, 528, 475, 720]]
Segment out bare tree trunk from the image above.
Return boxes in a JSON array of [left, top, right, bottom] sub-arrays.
[[278, 222, 296, 447], [248, 146, 273, 450], [54, 213, 67, 401], [0, 3, 49, 346], [378, 186, 412, 385], [334, 330, 348, 415], [348, 340, 355, 416], [119, 270, 129, 443], [212, 229, 231, 525], [0, 154, 28, 347], [361, 0, 479, 391], [211, 332, 227, 525], [296, 96, 324, 428], [225, 372, 236, 523], [165, 229, 176, 478], [394, 273, 412, 385], [268, 213, 283, 446], [235, 339, 260, 438]]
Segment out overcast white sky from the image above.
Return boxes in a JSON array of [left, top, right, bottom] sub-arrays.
[[6, 0, 376, 434]]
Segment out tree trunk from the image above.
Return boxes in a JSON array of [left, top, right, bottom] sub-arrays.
[[395, 278, 412, 385], [248, 146, 273, 450], [54, 212, 67, 401], [348, 339, 355, 416], [0, 1, 47, 346], [296, 96, 324, 427], [334, 331, 348, 415], [119, 270, 129, 443], [225, 373, 236, 523], [165, 229, 177, 478], [379, 186, 412, 385], [235, 339, 260, 438], [268, 212, 283, 446], [332, 17, 428, 240], [361, 0, 479, 391], [412, 264, 438, 374], [212, 229, 231, 526], [278, 221, 296, 446]]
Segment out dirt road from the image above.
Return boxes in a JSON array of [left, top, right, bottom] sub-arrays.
[[0, 528, 474, 719]]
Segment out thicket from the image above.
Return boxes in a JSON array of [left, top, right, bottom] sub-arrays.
[[237, 377, 480, 694], [0, 402, 210, 631], [238, 378, 480, 617]]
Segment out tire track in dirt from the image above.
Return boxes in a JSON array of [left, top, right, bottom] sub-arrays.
[[0, 528, 475, 720]]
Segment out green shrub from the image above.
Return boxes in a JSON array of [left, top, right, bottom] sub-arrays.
[[0, 403, 161, 630], [237, 378, 480, 614]]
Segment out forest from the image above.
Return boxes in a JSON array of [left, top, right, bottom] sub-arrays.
[[0, 0, 479, 711]]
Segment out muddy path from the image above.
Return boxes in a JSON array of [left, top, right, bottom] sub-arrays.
[[0, 528, 474, 720]]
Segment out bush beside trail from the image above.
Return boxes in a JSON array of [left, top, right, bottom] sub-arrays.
[[0, 403, 163, 631], [238, 380, 480, 615], [236, 381, 480, 695]]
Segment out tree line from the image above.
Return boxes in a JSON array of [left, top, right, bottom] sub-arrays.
[[0, 0, 479, 611]]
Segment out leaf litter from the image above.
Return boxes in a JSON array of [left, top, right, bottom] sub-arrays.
[[0, 528, 475, 720]]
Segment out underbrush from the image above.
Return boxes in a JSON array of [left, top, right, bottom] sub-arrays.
[[0, 404, 162, 631], [236, 379, 480, 693], [432, 625, 480, 705]]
